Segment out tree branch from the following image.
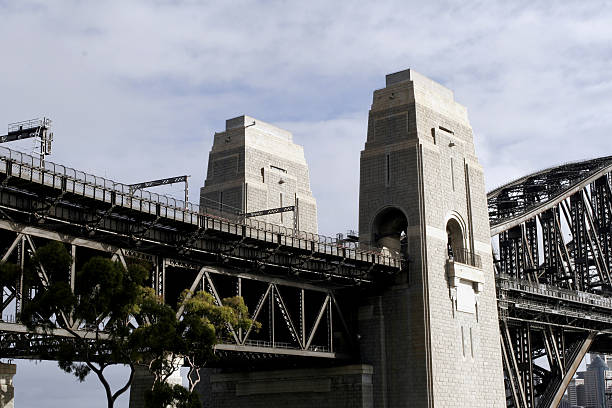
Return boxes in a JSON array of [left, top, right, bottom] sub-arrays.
[[111, 363, 135, 404], [186, 356, 203, 393], [86, 362, 114, 408]]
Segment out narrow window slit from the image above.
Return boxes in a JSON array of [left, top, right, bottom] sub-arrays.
[[470, 327, 474, 358], [386, 153, 390, 187], [451, 157, 455, 191]]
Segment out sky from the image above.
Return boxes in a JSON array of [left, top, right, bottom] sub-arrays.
[[0, 0, 611, 406]]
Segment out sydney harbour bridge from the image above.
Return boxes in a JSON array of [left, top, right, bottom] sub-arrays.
[[0, 70, 611, 407]]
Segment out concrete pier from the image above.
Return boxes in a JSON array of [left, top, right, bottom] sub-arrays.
[[198, 364, 373, 408]]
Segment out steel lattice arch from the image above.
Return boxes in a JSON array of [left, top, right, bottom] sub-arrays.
[[488, 156, 612, 408]]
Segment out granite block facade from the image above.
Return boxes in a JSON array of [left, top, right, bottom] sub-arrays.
[[198, 365, 373, 408], [199, 115, 318, 234]]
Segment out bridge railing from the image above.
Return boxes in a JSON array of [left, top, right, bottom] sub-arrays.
[[497, 275, 612, 310], [0, 146, 399, 268], [451, 248, 482, 268], [239, 339, 330, 353]]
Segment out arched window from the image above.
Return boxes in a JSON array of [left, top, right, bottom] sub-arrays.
[[446, 218, 464, 260], [372, 207, 408, 258]]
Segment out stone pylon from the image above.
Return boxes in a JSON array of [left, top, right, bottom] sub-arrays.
[[199, 115, 318, 234], [358, 69, 506, 407]]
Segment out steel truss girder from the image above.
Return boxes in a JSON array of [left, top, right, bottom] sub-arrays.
[[165, 259, 355, 360], [0, 221, 357, 362]]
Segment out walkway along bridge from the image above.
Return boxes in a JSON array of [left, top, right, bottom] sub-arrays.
[[0, 145, 611, 406]]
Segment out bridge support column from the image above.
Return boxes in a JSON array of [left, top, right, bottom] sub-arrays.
[[196, 364, 373, 408], [128, 363, 182, 408], [358, 69, 506, 407], [0, 363, 16, 408]]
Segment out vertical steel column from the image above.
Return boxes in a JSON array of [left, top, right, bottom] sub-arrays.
[[514, 226, 526, 281], [328, 297, 333, 352], [15, 235, 25, 316], [300, 289, 305, 348], [593, 177, 611, 272], [541, 210, 560, 287], [500, 226, 526, 280], [500, 231, 514, 277], [237, 277, 242, 343], [570, 194, 590, 290], [514, 325, 534, 407], [70, 244, 76, 292], [157, 257, 166, 303], [270, 284, 275, 348], [524, 219, 539, 279], [153, 257, 160, 297]]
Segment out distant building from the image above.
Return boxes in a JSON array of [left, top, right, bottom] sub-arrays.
[[568, 377, 586, 407], [559, 399, 575, 408], [576, 354, 610, 408]]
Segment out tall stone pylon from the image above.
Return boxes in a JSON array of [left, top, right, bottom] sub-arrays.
[[358, 69, 505, 407], [200, 115, 318, 234]]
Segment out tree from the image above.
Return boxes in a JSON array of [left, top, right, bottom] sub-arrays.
[[135, 289, 259, 407], [21, 241, 149, 408], [18, 241, 259, 408], [179, 291, 256, 392], [144, 382, 201, 408]]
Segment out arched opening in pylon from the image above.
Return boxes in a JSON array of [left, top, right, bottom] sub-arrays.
[[371, 207, 408, 258], [446, 218, 464, 260]]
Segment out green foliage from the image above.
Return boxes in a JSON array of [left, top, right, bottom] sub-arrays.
[[17, 240, 260, 407], [58, 350, 91, 382], [74, 257, 148, 329], [130, 288, 180, 376], [21, 242, 75, 329], [19, 242, 150, 407], [31, 241, 72, 282], [177, 292, 259, 368]]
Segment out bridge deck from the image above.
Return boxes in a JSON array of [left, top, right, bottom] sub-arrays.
[[0, 146, 400, 284]]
